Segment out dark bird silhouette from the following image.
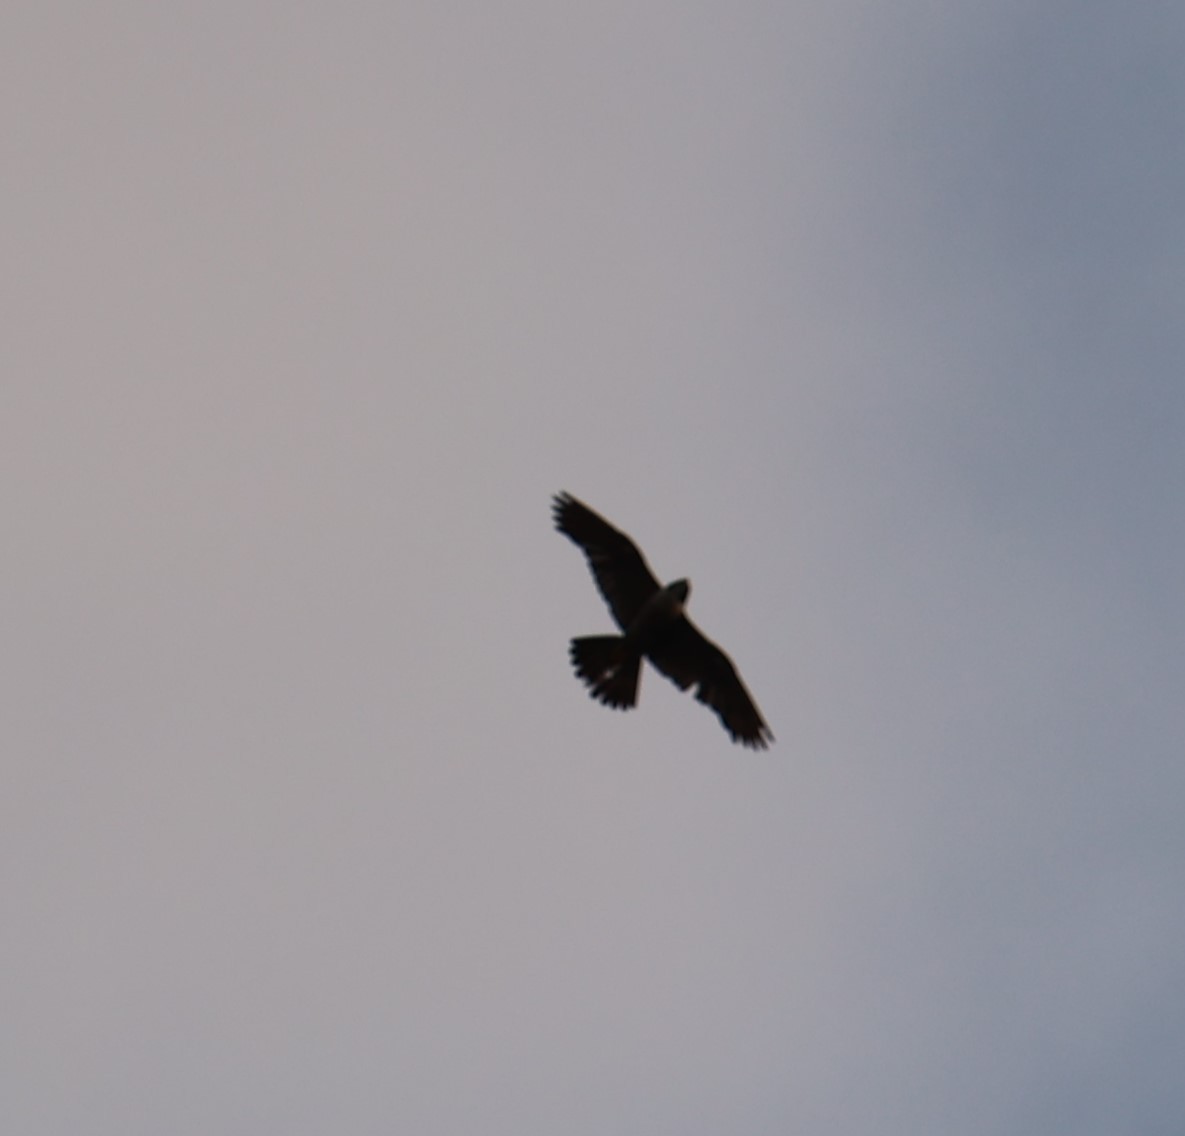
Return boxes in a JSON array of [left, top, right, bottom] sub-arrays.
[[553, 492, 773, 749]]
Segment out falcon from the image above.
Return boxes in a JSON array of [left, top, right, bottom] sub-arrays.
[[553, 491, 773, 749]]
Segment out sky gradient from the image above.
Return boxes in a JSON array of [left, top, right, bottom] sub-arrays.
[[4, 3, 1183, 1133]]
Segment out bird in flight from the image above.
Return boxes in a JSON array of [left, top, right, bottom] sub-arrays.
[[553, 492, 773, 749]]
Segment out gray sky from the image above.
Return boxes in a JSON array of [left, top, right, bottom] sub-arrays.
[[4, 3, 1183, 1133]]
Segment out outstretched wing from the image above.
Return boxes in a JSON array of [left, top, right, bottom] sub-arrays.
[[648, 618, 774, 750], [552, 492, 662, 630]]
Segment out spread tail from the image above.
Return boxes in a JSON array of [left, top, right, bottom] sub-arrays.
[[569, 635, 642, 710]]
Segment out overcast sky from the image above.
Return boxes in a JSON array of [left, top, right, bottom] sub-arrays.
[[4, 3, 1183, 1133]]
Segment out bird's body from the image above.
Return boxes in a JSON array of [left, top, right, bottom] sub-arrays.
[[553, 492, 773, 749]]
